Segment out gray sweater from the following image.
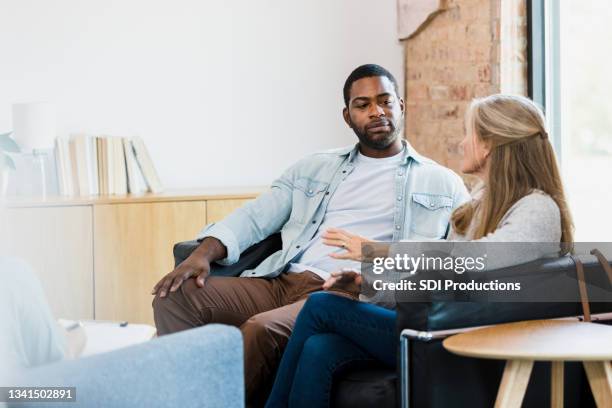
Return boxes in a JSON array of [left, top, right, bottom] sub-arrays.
[[446, 188, 562, 270], [449, 188, 561, 243]]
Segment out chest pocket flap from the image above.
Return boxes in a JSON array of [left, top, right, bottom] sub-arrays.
[[412, 193, 453, 210], [294, 178, 329, 197], [410, 193, 454, 238]]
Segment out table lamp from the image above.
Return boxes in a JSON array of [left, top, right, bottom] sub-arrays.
[[12, 102, 57, 197]]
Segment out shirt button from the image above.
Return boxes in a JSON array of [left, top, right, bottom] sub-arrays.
[[325, 191, 330, 195], [296, 245, 301, 249], [395, 225, 401, 230], [398, 171, 404, 176], [342, 170, 347, 173], [312, 220, 317, 224], [397, 196, 402, 201], [430, 202, 435, 207], [308, 189, 313, 194]]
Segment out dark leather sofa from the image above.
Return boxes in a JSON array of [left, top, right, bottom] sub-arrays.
[[174, 234, 612, 408]]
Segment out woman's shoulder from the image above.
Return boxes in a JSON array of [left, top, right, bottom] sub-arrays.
[[484, 189, 561, 243], [503, 189, 561, 224], [513, 189, 559, 210]]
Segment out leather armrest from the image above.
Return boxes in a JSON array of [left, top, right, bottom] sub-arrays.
[[173, 233, 282, 277], [396, 256, 612, 331]]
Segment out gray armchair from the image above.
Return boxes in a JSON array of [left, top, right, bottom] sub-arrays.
[[10, 324, 244, 408]]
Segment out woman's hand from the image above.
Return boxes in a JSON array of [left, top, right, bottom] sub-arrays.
[[322, 270, 362, 294], [322, 228, 374, 261]]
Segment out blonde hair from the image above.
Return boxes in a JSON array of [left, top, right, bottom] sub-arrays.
[[451, 94, 574, 251]]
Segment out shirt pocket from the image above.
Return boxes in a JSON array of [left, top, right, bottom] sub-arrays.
[[410, 193, 454, 238], [289, 177, 329, 223]]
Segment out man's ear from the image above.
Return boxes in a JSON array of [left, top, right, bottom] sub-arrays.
[[342, 107, 351, 127], [399, 97, 405, 114]]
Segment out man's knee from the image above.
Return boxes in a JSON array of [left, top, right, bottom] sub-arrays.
[[241, 314, 276, 340], [241, 312, 292, 354], [152, 278, 203, 312], [151, 292, 173, 320], [152, 279, 213, 335], [151, 293, 181, 335]]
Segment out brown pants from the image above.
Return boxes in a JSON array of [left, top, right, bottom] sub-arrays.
[[152, 271, 344, 401]]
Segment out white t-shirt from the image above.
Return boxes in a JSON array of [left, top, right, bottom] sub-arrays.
[[288, 149, 403, 279]]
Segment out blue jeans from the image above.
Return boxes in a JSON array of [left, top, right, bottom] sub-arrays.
[[265, 291, 397, 408]]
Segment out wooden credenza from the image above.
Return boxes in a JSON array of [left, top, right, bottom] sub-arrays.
[[3, 188, 263, 325]]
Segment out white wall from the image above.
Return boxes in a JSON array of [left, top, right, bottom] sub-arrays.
[[0, 0, 403, 188]]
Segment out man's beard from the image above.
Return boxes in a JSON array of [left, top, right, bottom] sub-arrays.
[[350, 116, 404, 150]]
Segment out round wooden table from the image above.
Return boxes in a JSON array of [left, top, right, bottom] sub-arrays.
[[443, 320, 612, 408]]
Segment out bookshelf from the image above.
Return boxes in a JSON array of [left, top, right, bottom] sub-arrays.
[[3, 187, 266, 325]]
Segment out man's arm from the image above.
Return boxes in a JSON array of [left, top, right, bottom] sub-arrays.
[[152, 162, 297, 296], [196, 172, 294, 265]]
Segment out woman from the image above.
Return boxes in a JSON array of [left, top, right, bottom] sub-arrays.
[[264, 94, 574, 408]]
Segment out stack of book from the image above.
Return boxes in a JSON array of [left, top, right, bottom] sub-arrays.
[[54, 135, 163, 196]]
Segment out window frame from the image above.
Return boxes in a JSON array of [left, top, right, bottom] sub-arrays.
[[528, 0, 562, 158]]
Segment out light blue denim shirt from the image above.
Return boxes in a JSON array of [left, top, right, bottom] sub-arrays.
[[197, 140, 470, 278]]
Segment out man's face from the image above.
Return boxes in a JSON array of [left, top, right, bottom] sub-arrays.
[[343, 76, 404, 150]]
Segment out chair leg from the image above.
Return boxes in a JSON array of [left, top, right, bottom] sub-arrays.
[[551, 361, 564, 408], [494, 359, 534, 408], [583, 361, 612, 408]]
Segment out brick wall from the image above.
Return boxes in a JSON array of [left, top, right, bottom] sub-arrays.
[[403, 0, 527, 175]]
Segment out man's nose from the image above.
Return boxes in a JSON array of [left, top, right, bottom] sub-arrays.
[[369, 104, 385, 118]]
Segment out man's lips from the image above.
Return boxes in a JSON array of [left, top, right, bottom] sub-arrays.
[[366, 120, 392, 133]]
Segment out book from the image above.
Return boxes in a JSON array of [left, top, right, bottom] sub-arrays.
[[54, 134, 160, 196], [87, 136, 99, 195], [105, 137, 115, 195], [71, 135, 90, 196], [68, 138, 81, 196], [96, 137, 106, 195], [63, 138, 75, 196], [113, 137, 128, 195], [99, 136, 108, 195], [123, 138, 147, 194], [131, 136, 163, 193]]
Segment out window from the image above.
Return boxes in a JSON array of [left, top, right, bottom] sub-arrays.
[[530, 0, 612, 241]]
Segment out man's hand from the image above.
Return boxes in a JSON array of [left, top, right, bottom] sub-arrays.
[[322, 270, 362, 294], [151, 237, 226, 298], [151, 255, 211, 298]]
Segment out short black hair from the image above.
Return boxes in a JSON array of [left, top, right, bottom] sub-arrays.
[[343, 64, 399, 107]]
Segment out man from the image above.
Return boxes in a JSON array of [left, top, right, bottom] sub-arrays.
[[152, 64, 469, 401]]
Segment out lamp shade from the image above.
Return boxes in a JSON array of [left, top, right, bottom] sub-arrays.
[[12, 102, 57, 150]]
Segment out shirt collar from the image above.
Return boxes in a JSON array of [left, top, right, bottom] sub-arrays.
[[338, 139, 424, 165]]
